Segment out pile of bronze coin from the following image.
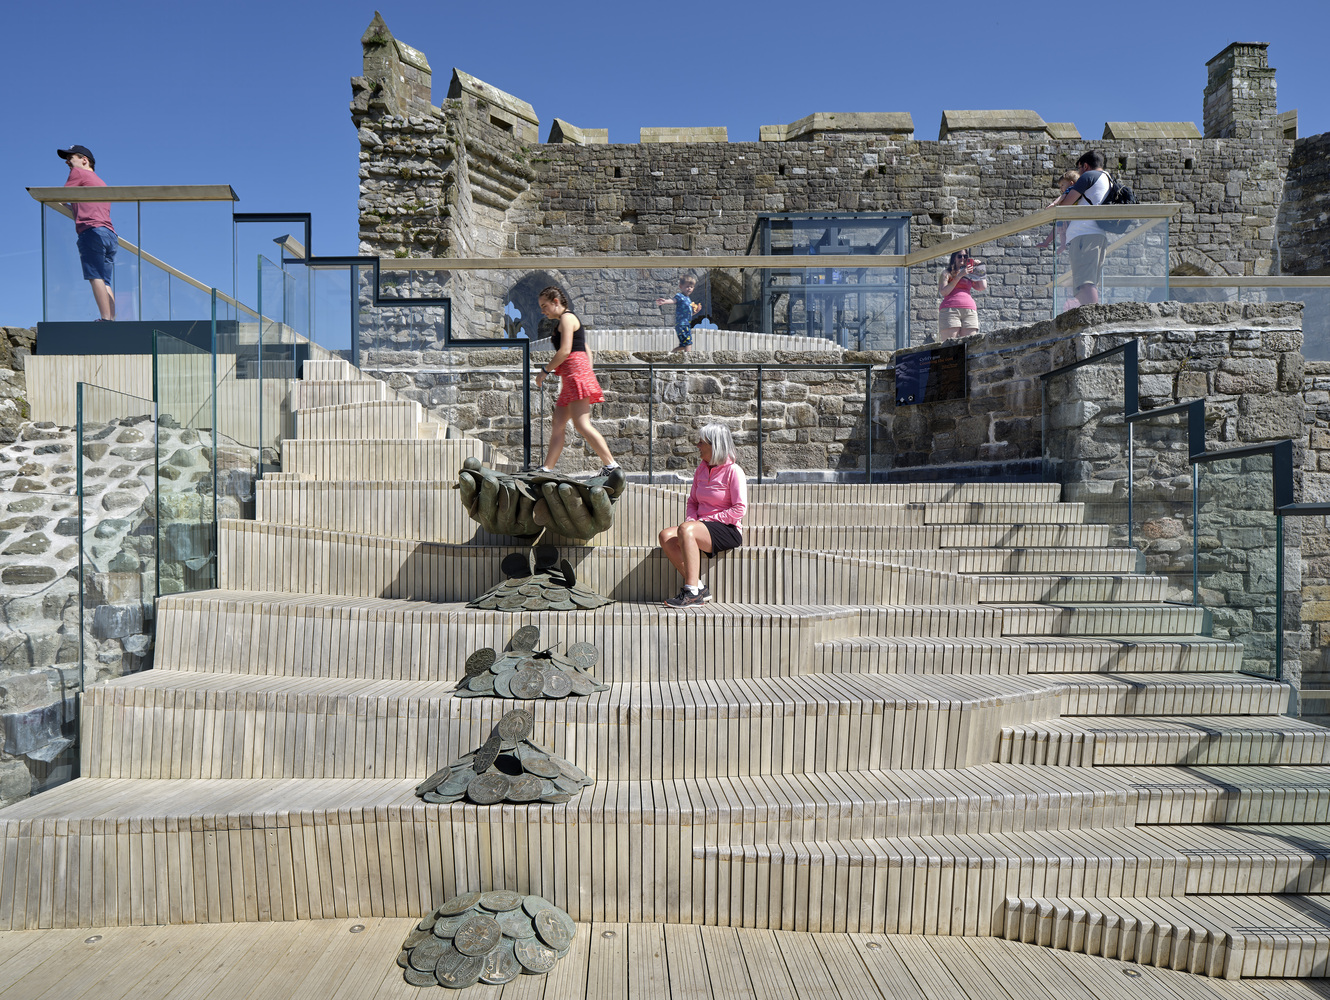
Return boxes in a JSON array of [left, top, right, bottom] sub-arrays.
[[415, 709, 593, 806], [453, 625, 608, 699], [467, 545, 612, 612], [397, 889, 577, 988]]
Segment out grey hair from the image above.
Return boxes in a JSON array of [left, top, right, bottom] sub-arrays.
[[698, 422, 735, 465]]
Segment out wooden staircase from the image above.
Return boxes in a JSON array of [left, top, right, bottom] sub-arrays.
[[1, 357, 1326, 980]]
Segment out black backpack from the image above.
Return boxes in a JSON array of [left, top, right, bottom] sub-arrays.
[[1098, 173, 1137, 234]]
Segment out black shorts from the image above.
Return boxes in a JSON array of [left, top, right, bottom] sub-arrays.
[[703, 521, 742, 558]]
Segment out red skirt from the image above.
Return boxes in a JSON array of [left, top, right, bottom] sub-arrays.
[[554, 351, 604, 407]]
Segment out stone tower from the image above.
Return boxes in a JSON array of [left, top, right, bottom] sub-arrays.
[[1204, 42, 1277, 138]]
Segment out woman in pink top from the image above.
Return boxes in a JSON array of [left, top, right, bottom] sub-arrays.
[[937, 250, 986, 340], [658, 422, 747, 609]]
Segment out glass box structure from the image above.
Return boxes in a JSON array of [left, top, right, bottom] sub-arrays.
[[740, 213, 910, 350]]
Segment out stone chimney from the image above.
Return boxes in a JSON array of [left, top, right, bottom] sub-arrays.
[[357, 12, 434, 118], [1204, 42, 1276, 138]]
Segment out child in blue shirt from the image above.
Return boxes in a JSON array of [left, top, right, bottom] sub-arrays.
[[656, 275, 700, 352]]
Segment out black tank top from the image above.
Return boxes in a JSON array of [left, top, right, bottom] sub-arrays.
[[559, 318, 587, 355]]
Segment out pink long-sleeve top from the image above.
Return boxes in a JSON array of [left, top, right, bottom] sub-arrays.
[[686, 458, 747, 529]]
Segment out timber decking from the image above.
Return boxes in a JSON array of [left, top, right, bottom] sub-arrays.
[[4, 917, 1315, 1000]]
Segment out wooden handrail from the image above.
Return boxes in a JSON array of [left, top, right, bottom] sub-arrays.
[[372, 204, 1184, 271], [27, 184, 237, 203]]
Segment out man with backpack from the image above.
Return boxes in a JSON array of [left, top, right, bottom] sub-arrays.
[[1050, 150, 1115, 310]]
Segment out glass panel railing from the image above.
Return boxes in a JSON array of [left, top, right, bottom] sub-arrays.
[[1239, 285, 1330, 362], [212, 291, 260, 518], [1041, 347, 1132, 542], [76, 383, 156, 698], [42, 201, 139, 323], [312, 264, 353, 358], [1051, 215, 1170, 314], [152, 327, 216, 594], [0, 480, 81, 793], [1196, 451, 1281, 679], [1129, 407, 1197, 604], [256, 257, 300, 472]]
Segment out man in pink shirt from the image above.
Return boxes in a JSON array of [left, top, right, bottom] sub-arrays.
[[658, 422, 748, 608], [58, 145, 116, 320]]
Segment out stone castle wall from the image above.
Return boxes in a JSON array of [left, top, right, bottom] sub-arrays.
[[350, 26, 1317, 353]]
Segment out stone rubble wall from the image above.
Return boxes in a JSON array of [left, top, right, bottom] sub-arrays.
[[0, 401, 249, 808]]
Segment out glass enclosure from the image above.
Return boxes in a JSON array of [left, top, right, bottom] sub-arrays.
[[1195, 452, 1282, 679], [741, 213, 911, 350]]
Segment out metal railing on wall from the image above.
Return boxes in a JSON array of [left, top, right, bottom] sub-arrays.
[[592, 362, 877, 484]]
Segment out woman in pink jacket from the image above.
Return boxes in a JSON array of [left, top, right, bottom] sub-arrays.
[[658, 423, 747, 608]]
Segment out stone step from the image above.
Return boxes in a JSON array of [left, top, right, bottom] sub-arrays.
[[973, 574, 1163, 603], [154, 591, 1004, 681], [2, 773, 1323, 932], [1000, 893, 1330, 978], [79, 671, 1060, 779], [294, 400, 424, 440], [995, 604, 1210, 636], [217, 521, 977, 606], [290, 379, 387, 410], [278, 439, 505, 482], [998, 716, 1330, 767], [939, 523, 1112, 547], [814, 636, 1243, 675], [924, 502, 1087, 525]]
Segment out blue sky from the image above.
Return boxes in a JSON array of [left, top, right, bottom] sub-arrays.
[[2, 0, 1324, 329]]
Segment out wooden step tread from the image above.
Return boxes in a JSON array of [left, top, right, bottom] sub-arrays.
[[1000, 716, 1330, 767], [80, 670, 1060, 778], [1001, 893, 1330, 977], [817, 635, 1242, 675]]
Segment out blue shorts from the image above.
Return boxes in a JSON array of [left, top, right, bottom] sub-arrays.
[[77, 227, 116, 283], [675, 324, 693, 348]]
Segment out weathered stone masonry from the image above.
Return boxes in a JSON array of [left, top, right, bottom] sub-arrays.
[[349, 24, 1328, 348]]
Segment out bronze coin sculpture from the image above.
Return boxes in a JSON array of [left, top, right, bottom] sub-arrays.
[[399, 891, 577, 989], [415, 711, 594, 807]]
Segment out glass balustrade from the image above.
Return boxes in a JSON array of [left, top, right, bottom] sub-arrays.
[[76, 383, 156, 692], [1128, 404, 1200, 604], [1041, 345, 1133, 543], [1195, 450, 1283, 679], [152, 327, 216, 594]]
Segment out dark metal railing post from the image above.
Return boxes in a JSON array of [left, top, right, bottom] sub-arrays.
[[647, 364, 654, 483], [1127, 422, 1135, 550], [756, 366, 764, 485], [522, 341, 531, 469], [864, 364, 873, 483]]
